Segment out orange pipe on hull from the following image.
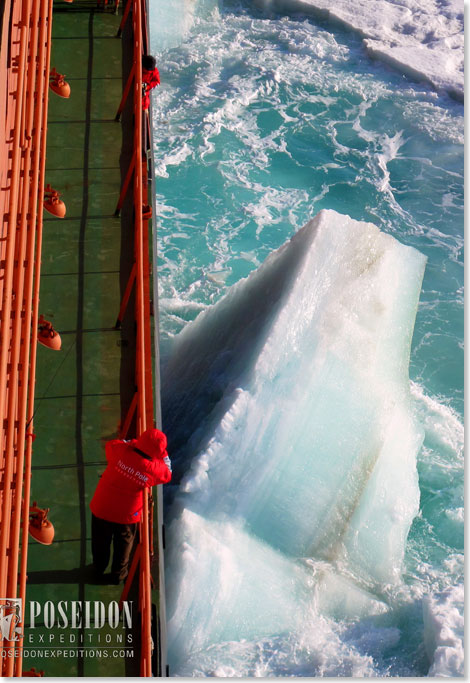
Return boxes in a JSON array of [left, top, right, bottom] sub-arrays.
[[5, 0, 40, 611], [16, 0, 54, 674], [0, 3, 24, 467], [0, 6, 33, 673], [8, 1, 49, 674], [0, 21, 29, 605]]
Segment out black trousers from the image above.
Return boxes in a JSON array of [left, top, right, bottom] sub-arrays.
[[91, 514, 137, 581]]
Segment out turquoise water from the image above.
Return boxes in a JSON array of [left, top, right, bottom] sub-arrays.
[[150, 1, 463, 676]]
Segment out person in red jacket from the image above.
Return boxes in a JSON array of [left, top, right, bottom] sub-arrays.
[[90, 428, 172, 584], [142, 54, 160, 111]]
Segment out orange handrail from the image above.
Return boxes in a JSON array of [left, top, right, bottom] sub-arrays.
[[135, 0, 153, 674], [116, 0, 157, 674]]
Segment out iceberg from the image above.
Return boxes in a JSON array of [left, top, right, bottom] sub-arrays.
[[257, 0, 464, 101], [162, 209, 427, 671]]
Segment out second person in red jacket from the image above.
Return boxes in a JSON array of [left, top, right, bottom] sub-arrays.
[[142, 54, 160, 111], [90, 427, 172, 584]]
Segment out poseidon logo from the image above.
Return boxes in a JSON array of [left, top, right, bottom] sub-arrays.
[[0, 599, 23, 642]]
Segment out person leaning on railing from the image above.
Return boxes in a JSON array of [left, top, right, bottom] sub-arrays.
[[89, 428, 172, 584], [142, 54, 160, 110]]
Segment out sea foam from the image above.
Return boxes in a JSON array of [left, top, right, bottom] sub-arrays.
[[423, 585, 464, 677], [259, 0, 464, 101]]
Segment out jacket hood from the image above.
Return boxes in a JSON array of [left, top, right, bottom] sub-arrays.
[[134, 428, 167, 460]]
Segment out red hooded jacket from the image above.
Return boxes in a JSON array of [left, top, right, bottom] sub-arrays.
[[90, 429, 172, 524], [142, 67, 160, 110], [142, 67, 160, 89]]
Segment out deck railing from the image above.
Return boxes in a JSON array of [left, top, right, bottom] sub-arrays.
[[115, 0, 160, 675]]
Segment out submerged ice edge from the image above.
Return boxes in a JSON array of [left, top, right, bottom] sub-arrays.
[[163, 210, 430, 673]]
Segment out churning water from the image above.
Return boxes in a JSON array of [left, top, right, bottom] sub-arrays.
[[149, 0, 463, 676]]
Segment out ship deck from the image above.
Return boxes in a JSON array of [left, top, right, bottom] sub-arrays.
[[25, 1, 146, 675]]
